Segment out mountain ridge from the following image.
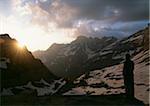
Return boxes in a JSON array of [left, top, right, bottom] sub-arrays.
[[33, 35, 118, 78], [0, 34, 58, 88], [33, 25, 149, 80]]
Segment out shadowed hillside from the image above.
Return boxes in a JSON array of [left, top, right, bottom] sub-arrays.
[[0, 34, 57, 88]]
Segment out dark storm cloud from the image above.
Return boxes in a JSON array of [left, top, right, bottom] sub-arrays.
[[63, 0, 149, 21], [19, 0, 149, 37], [22, 0, 148, 27], [62, 0, 149, 37]]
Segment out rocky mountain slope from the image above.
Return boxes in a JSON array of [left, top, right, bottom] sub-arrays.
[[33, 36, 117, 78], [60, 49, 149, 104], [0, 34, 63, 91], [33, 25, 148, 80], [56, 25, 149, 105], [0, 25, 148, 105]]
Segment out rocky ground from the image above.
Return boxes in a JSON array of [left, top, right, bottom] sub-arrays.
[[1, 50, 149, 106], [61, 50, 149, 105], [1, 94, 145, 106]]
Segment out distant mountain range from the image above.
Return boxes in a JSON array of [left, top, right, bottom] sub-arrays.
[[33, 25, 149, 80]]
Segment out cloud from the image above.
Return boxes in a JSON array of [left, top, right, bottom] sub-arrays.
[[13, 0, 149, 31], [18, 0, 78, 29], [0, 0, 149, 51], [74, 20, 148, 38], [63, 0, 149, 21], [37, 0, 149, 36]]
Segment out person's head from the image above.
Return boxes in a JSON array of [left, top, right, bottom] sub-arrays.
[[125, 54, 131, 60]]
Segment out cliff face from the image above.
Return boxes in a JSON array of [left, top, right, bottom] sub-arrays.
[[33, 36, 118, 78], [0, 34, 57, 88], [143, 25, 149, 51]]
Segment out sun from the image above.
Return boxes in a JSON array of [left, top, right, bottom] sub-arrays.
[[17, 42, 25, 49]]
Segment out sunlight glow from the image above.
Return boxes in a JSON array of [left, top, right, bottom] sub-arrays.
[[0, 14, 76, 51], [17, 42, 25, 49]]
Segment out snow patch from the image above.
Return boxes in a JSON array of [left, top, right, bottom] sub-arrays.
[[99, 50, 113, 56], [122, 35, 143, 44], [63, 87, 86, 95], [63, 46, 76, 56], [1, 88, 14, 96], [24, 79, 66, 96], [0, 57, 10, 69]]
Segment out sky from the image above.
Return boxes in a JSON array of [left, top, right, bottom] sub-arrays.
[[0, 0, 149, 51]]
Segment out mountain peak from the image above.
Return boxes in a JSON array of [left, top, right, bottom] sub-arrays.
[[71, 36, 89, 44], [76, 36, 88, 40], [0, 34, 11, 39], [1, 35, 57, 88]]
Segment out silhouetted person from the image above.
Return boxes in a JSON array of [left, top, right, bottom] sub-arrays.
[[123, 54, 134, 99]]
